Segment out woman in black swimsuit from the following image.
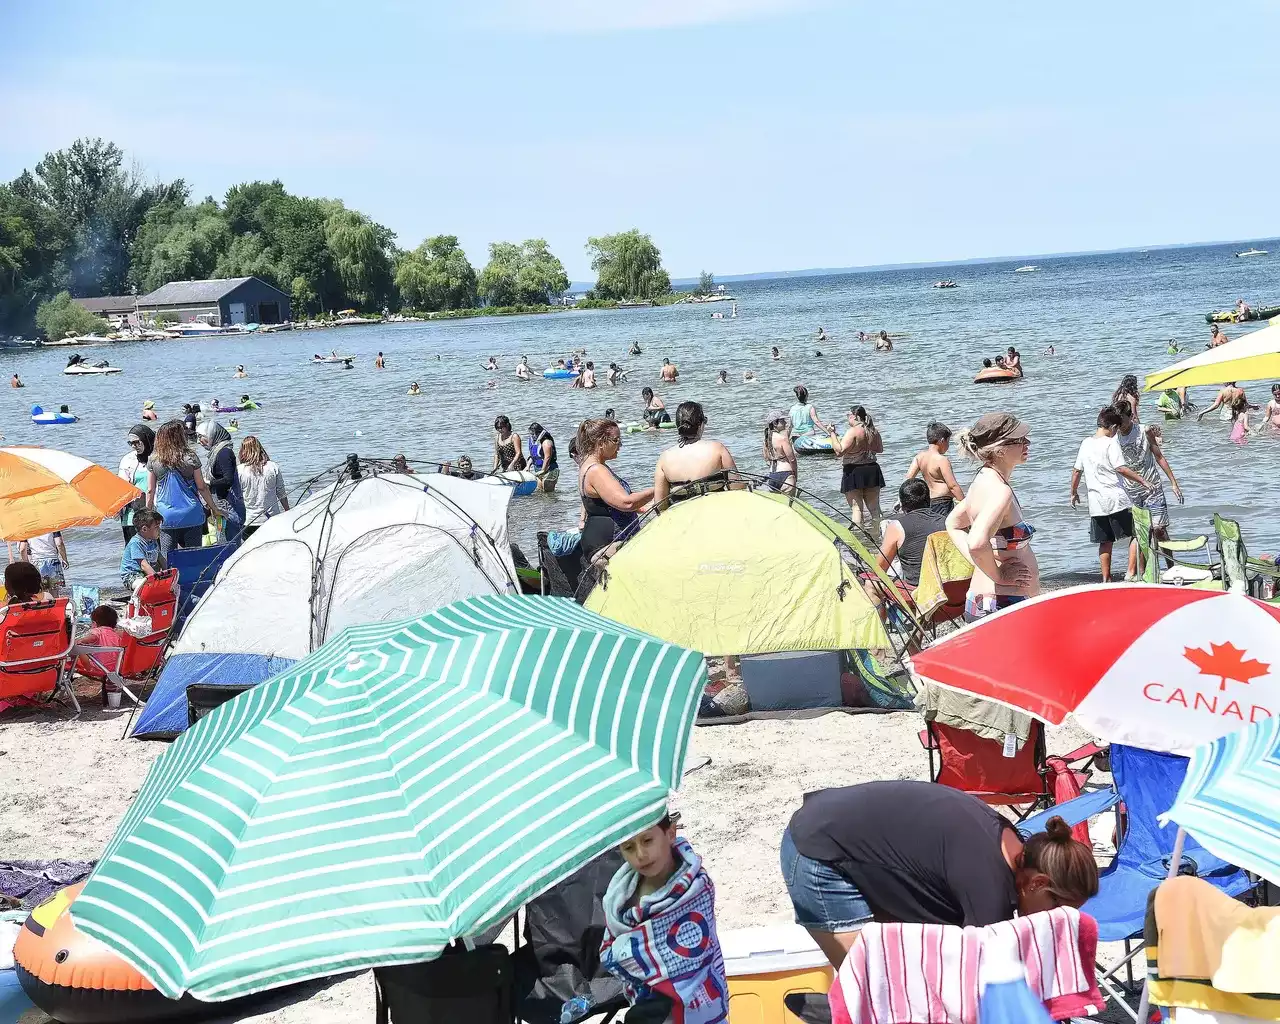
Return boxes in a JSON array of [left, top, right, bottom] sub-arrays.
[[492, 415, 526, 473], [577, 418, 654, 564]]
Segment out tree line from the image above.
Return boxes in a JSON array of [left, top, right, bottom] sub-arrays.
[[0, 138, 674, 336]]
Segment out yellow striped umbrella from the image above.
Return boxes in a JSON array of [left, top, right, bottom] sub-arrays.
[[0, 447, 141, 541], [1145, 323, 1280, 391]]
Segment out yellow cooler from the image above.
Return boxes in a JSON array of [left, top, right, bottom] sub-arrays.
[[720, 924, 833, 1024]]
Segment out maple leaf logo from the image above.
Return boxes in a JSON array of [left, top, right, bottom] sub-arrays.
[[1184, 642, 1271, 691]]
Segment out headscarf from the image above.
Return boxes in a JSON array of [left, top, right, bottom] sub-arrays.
[[128, 423, 155, 463], [197, 419, 234, 466]]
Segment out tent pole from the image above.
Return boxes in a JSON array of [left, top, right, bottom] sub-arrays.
[[1134, 825, 1186, 1023]]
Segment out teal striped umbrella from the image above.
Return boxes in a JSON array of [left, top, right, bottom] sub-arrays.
[[71, 595, 706, 1002], [1161, 714, 1280, 885]]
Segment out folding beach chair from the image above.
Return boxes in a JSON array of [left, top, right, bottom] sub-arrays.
[[537, 531, 584, 599], [909, 532, 972, 638], [0, 598, 77, 714], [1070, 744, 1254, 1021], [1131, 505, 1216, 586], [1214, 513, 1280, 598]]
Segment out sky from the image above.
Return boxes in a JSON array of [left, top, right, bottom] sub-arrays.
[[2, 0, 1278, 281]]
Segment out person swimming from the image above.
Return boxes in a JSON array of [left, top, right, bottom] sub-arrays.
[[716, 369, 729, 384], [743, 370, 758, 383], [817, 327, 828, 342], [515, 356, 531, 381], [607, 362, 627, 386], [660, 358, 679, 382], [641, 387, 670, 428], [875, 331, 893, 352], [629, 341, 642, 356], [408, 382, 422, 395], [771, 346, 782, 360], [484, 355, 499, 370], [234, 364, 248, 378]]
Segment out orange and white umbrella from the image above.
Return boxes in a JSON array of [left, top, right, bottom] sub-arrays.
[[0, 446, 141, 541]]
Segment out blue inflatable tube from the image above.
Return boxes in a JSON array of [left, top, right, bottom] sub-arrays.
[[542, 368, 579, 380], [30, 405, 78, 425]]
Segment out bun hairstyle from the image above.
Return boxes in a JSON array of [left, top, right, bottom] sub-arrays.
[[675, 401, 707, 442], [794, 385, 809, 404], [1021, 816, 1099, 906], [575, 417, 619, 457]]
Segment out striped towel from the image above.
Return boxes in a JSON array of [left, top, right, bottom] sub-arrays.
[[829, 908, 1104, 1024]]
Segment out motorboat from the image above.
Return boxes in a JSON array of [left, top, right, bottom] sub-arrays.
[[1013, 265, 1039, 273], [167, 321, 238, 337], [312, 353, 356, 364], [1236, 248, 1269, 258], [932, 280, 959, 288]]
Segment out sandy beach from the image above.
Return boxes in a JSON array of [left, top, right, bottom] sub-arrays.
[[1, 703, 1096, 1023]]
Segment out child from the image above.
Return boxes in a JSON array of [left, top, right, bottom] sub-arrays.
[[1230, 395, 1251, 443], [1071, 407, 1152, 582], [3, 561, 47, 605], [904, 421, 965, 515], [600, 814, 728, 1024], [120, 510, 166, 592], [75, 605, 125, 683]]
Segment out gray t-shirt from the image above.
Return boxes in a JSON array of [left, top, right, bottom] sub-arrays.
[[1116, 422, 1163, 500], [238, 461, 288, 526]]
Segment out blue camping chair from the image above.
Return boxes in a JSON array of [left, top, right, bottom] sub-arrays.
[[1020, 744, 1253, 1022], [167, 540, 239, 630]]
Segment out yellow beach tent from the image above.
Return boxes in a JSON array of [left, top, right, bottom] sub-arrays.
[[1145, 323, 1280, 391], [584, 489, 902, 656]]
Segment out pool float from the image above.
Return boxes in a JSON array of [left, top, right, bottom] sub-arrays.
[[973, 366, 1021, 384], [31, 405, 78, 425], [13, 882, 272, 1023], [477, 469, 538, 496], [624, 421, 677, 433], [793, 434, 835, 455], [210, 402, 258, 413], [542, 368, 579, 380], [1205, 304, 1280, 324], [312, 354, 355, 364]]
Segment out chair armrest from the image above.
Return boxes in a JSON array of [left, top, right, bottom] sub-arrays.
[[1059, 741, 1106, 763], [918, 727, 937, 750], [1245, 558, 1280, 578], [1158, 536, 1207, 553], [1016, 786, 1119, 838]]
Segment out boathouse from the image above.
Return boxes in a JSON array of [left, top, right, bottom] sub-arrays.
[[136, 277, 290, 326]]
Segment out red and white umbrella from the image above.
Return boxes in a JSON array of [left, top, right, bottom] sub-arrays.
[[907, 585, 1280, 754]]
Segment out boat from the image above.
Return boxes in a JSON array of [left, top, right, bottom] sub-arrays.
[[63, 363, 122, 375], [1013, 265, 1039, 273], [617, 299, 653, 308], [932, 281, 959, 289], [166, 321, 234, 337], [974, 366, 1022, 384], [1236, 248, 1268, 258], [1204, 304, 1280, 324], [313, 354, 356, 364]]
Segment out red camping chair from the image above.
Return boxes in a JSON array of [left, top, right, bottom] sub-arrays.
[[921, 721, 1104, 832], [0, 598, 77, 713], [124, 569, 179, 679]]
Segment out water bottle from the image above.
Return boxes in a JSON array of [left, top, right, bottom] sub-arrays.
[[560, 995, 592, 1024]]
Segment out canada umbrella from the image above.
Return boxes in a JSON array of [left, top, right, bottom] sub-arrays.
[[1144, 322, 1280, 391], [906, 585, 1280, 754], [0, 446, 140, 541], [70, 595, 707, 1001]]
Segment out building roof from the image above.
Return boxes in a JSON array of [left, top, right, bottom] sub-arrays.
[[138, 277, 287, 306], [73, 295, 136, 313]]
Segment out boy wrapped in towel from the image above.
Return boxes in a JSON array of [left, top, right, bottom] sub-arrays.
[[600, 813, 728, 1024]]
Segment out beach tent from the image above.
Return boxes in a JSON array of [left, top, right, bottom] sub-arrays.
[[1145, 322, 1280, 390], [583, 489, 895, 656], [132, 473, 517, 739]]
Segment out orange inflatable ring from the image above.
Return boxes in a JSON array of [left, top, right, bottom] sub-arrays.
[[14, 882, 230, 1023], [973, 366, 1022, 384]]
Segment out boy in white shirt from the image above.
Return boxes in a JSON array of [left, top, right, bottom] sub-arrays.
[[1070, 407, 1152, 582]]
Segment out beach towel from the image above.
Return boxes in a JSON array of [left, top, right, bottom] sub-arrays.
[[600, 837, 728, 1024], [0, 860, 94, 911], [1146, 877, 1280, 1020], [917, 683, 1034, 748], [911, 532, 972, 619], [829, 907, 1103, 1024]]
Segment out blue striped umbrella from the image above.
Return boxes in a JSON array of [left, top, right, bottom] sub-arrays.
[[1161, 714, 1280, 885]]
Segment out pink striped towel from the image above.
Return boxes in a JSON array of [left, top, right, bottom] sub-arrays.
[[829, 907, 1104, 1024]]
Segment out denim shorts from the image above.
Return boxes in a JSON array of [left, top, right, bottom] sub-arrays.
[[780, 826, 874, 932]]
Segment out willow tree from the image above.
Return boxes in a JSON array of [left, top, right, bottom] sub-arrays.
[[395, 235, 477, 311], [478, 238, 569, 306], [324, 206, 393, 310], [586, 229, 671, 301]]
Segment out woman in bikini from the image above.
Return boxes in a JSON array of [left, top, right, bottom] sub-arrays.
[[492, 415, 527, 473], [828, 405, 885, 529], [764, 412, 797, 494], [945, 412, 1039, 621], [577, 418, 654, 564], [653, 401, 738, 510]]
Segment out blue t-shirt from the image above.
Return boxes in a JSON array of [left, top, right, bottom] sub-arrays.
[[121, 534, 161, 579]]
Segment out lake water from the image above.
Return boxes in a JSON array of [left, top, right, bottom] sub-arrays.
[[4, 240, 1279, 588]]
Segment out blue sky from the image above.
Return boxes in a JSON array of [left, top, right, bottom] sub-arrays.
[[3, 0, 1278, 280]]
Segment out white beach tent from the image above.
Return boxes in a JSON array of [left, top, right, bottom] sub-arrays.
[[133, 472, 518, 738]]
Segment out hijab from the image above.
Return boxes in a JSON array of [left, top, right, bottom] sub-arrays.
[[129, 424, 155, 463], [197, 419, 234, 466]]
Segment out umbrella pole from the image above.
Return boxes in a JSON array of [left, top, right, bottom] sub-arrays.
[[1134, 826, 1186, 1023]]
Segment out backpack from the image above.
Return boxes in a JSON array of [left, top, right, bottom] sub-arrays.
[[156, 467, 204, 530]]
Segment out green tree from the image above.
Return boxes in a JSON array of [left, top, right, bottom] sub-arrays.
[[697, 270, 715, 296], [0, 182, 69, 333], [34, 290, 109, 340], [324, 207, 394, 310], [395, 235, 477, 311], [477, 238, 570, 306], [586, 230, 671, 301], [130, 198, 230, 293]]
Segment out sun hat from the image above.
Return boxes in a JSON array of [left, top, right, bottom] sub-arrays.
[[968, 412, 1030, 448], [142, 400, 155, 409]]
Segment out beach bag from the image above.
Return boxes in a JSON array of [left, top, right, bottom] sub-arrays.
[[374, 942, 513, 1024], [203, 514, 226, 547], [156, 467, 204, 530]]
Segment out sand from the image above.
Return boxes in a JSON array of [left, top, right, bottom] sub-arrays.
[[0, 704, 1098, 1023]]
